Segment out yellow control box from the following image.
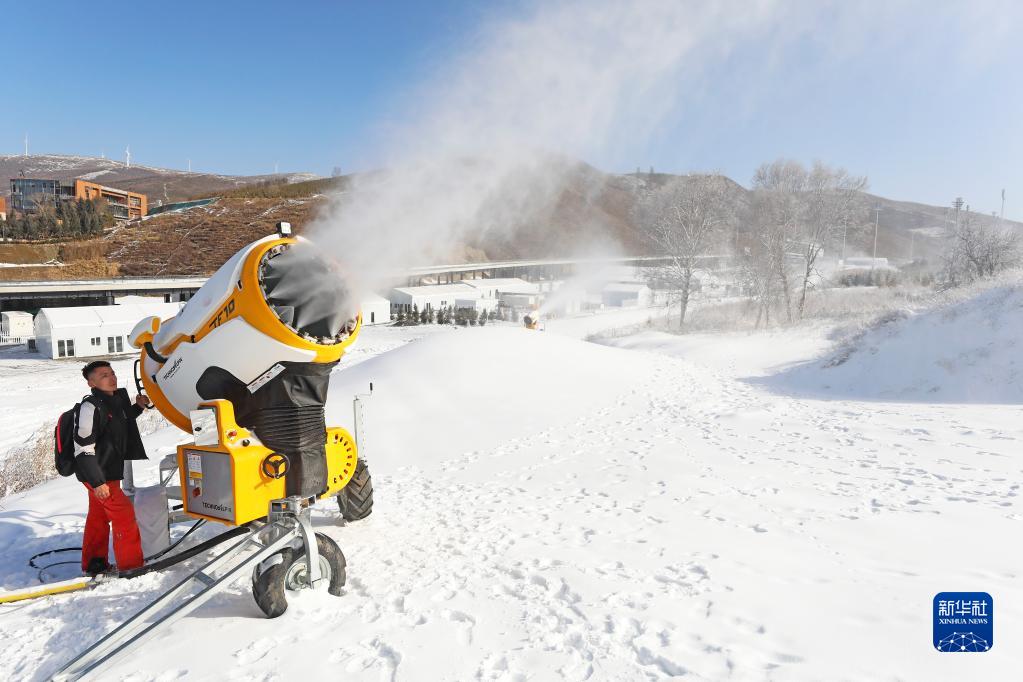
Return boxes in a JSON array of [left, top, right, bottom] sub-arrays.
[[178, 400, 359, 526]]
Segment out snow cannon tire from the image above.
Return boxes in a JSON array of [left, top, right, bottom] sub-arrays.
[[252, 534, 347, 618], [337, 459, 373, 521]]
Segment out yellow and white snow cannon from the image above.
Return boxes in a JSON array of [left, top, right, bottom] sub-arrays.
[[523, 311, 543, 331], [46, 224, 375, 680], [128, 222, 369, 527]]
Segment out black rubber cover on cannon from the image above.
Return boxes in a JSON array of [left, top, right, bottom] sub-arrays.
[[196, 360, 338, 498]]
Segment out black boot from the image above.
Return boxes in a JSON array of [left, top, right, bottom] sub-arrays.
[[85, 557, 111, 577]]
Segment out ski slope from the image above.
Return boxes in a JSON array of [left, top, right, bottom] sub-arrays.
[[1, 297, 1021, 680]]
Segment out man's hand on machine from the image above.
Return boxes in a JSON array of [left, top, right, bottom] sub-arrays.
[[135, 394, 151, 409], [93, 483, 111, 500]]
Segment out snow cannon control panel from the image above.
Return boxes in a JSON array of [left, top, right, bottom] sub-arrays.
[[179, 399, 360, 526]]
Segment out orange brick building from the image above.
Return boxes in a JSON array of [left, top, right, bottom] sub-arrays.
[[73, 180, 147, 219], [0, 196, 6, 221], [10, 178, 147, 220]]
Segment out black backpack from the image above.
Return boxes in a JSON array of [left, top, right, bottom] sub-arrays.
[[54, 396, 102, 477]]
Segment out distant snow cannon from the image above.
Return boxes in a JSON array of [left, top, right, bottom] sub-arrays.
[[523, 311, 543, 331], [128, 222, 366, 519]]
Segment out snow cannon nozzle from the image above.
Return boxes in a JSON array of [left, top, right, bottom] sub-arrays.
[[258, 241, 359, 344]]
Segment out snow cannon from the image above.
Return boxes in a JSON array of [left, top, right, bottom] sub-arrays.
[[523, 312, 542, 330], [128, 223, 365, 527]]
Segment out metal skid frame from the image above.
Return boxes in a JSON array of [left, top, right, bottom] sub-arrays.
[[54, 497, 320, 681]]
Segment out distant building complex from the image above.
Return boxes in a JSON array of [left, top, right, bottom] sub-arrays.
[[10, 178, 147, 220]]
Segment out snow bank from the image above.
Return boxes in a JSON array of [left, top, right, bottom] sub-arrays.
[[329, 326, 656, 468], [761, 283, 1023, 403]]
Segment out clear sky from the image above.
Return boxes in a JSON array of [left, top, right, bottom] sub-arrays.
[[6, 1, 1022, 219]]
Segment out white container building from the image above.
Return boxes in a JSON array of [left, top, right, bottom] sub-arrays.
[[455, 297, 498, 314], [388, 283, 479, 313], [359, 293, 392, 325], [1, 311, 34, 345], [463, 278, 538, 300], [34, 302, 183, 359]]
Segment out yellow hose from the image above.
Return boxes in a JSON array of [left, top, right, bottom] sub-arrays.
[[0, 577, 96, 604]]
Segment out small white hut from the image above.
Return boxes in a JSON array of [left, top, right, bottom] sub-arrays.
[[360, 294, 392, 325], [34, 303, 182, 359], [1, 311, 34, 344]]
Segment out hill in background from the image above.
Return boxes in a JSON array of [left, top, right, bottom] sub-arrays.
[[0, 155, 1018, 280], [0, 154, 317, 206]]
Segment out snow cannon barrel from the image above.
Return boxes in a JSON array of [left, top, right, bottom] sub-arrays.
[[128, 230, 360, 497]]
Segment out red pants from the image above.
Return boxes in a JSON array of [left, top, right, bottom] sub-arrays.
[[82, 481, 144, 572]]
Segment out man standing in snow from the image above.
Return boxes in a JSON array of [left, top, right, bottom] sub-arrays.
[[74, 360, 151, 575]]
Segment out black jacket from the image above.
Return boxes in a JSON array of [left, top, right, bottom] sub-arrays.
[[73, 388, 148, 487]]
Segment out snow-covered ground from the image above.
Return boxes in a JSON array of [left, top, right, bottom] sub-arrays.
[[1, 297, 1020, 680]]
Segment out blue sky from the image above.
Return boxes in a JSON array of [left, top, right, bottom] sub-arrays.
[[6, 1, 1022, 218]]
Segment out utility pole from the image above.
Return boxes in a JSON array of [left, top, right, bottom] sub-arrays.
[[872, 203, 881, 268], [945, 196, 961, 236]]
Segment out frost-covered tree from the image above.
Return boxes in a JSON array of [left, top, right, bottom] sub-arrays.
[[943, 210, 1021, 285], [797, 162, 868, 316], [636, 174, 734, 328], [749, 159, 868, 321], [750, 161, 805, 323]]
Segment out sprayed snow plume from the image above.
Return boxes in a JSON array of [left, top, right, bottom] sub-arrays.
[[307, 0, 811, 295]]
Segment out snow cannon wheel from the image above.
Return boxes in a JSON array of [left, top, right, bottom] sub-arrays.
[[252, 533, 346, 618], [337, 459, 373, 522]]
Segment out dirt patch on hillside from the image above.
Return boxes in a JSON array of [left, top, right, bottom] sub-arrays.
[[0, 260, 118, 281], [106, 198, 323, 276], [0, 243, 60, 264]]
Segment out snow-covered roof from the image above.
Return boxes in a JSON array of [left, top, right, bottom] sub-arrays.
[[391, 283, 477, 297], [36, 303, 182, 330], [113, 295, 166, 305], [360, 293, 391, 305], [463, 278, 538, 293], [0, 311, 32, 321]]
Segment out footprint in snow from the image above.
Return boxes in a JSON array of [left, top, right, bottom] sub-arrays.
[[234, 637, 276, 665]]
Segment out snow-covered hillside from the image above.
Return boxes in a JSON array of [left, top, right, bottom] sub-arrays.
[[763, 280, 1023, 403], [1, 298, 1021, 680]]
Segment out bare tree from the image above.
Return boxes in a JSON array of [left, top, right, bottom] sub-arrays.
[[798, 162, 868, 316], [750, 160, 805, 322], [636, 174, 734, 327], [943, 209, 1021, 285], [750, 159, 868, 319], [736, 229, 781, 328]]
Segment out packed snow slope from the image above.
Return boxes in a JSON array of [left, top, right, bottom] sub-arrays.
[[759, 283, 1023, 404], [1, 311, 1021, 680]]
